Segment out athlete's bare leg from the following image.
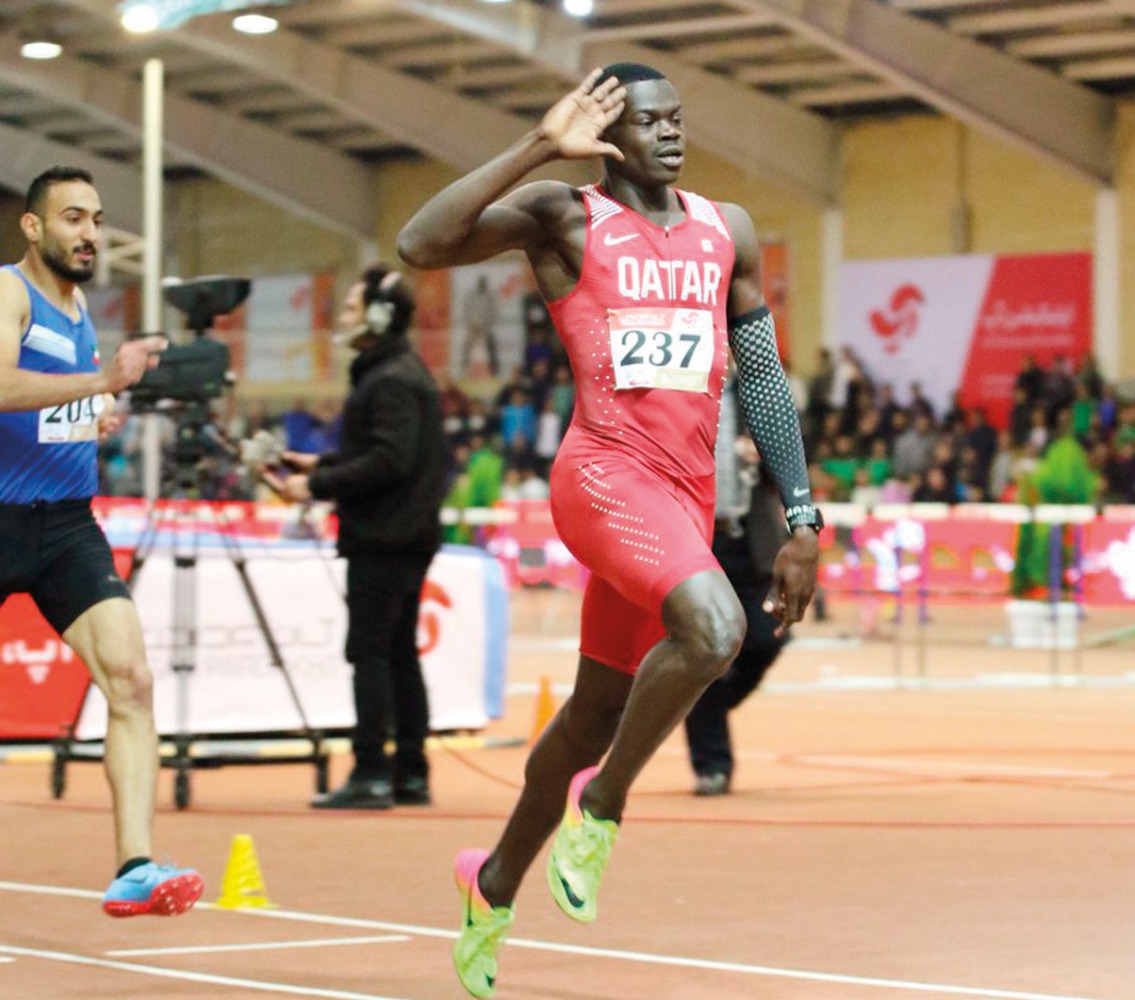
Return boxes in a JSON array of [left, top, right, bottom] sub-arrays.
[[63, 597, 157, 866], [582, 569, 744, 823], [478, 657, 632, 907]]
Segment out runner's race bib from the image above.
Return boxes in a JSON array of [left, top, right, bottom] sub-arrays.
[[607, 307, 714, 393], [38, 394, 104, 443]]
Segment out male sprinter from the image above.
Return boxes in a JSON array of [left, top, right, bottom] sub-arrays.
[[398, 65, 820, 997], [0, 166, 203, 916]]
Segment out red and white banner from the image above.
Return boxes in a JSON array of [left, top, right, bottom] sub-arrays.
[[839, 253, 1092, 427]]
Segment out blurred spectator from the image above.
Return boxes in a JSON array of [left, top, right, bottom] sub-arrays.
[[876, 382, 903, 441], [533, 398, 563, 476], [500, 388, 537, 455], [941, 390, 967, 435], [307, 398, 342, 454], [517, 465, 550, 501], [913, 465, 953, 503], [281, 397, 321, 452], [1043, 354, 1077, 422], [963, 407, 998, 489], [466, 432, 504, 510], [1078, 353, 1104, 399], [495, 364, 532, 411], [527, 357, 552, 413], [1014, 354, 1045, 405], [1097, 385, 1119, 437], [782, 358, 808, 414], [820, 434, 859, 499], [461, 274, 500, 376], [987, 430, 1016, 502], [1070, 382, 1096, 442], [1027, 404, 1050, 453], [1103, 440, 1135, 502], [804, 347, 833, 440], [863, 437, 892, 485], [1008, 386, 1033, 447], [892, 410, 936, 480], [907, 380, 935, 421], [525, 326, 556, 372], [849, 466, 881, 509], [549, 363, 575, 430]]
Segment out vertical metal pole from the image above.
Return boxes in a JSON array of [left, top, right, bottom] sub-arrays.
[[141, 58, 164, 501]]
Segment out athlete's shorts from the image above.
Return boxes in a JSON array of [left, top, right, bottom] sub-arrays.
[[0, 498, 132, 636], [550, 444, 720, 674]]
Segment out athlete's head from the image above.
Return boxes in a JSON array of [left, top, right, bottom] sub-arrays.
[[597, 63, 684, 184], [22, 165, 102, 285], [338, 262, 415, 350]]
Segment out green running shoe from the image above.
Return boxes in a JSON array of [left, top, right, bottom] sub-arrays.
[[453, 848, 514, 998], [547, 765, 619, 923]]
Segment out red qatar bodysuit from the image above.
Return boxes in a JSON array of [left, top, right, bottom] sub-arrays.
[[547, 184, 736, 672]]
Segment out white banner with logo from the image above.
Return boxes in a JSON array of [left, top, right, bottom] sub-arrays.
[[839, 253, 1092, 426], [75, 546, 507, 739]]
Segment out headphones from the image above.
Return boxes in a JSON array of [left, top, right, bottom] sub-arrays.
[[362, 270, 403, 336]]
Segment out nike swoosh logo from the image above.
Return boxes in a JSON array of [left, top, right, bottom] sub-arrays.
[[603, 232, 639, 246], [793, 487, 810, 497], [558, 873, 585, 910]]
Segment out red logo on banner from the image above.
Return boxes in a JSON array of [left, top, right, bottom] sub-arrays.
[[418, 580, 453, 656], [869, 284, 925, 353]]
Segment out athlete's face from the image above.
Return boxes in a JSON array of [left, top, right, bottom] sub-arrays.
[[604, 79, 685, 185], [27, 180, 103, 284]]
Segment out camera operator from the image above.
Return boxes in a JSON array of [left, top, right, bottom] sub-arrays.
[[281, 264, 447, 809]]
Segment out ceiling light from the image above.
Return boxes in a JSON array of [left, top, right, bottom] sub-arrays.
[[232, 12, 278, 33], [120, 3, 160, 33], [479, 0, 512, 4], [563, 0, 593, 16], [20, 40, 62, 59]]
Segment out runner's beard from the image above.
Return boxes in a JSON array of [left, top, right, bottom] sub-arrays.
[[42, 238, 95, 284]]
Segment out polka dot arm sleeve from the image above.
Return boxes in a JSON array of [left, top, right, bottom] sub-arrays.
[[728, 306, 816, 526]]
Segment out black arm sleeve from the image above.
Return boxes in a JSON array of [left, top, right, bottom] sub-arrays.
[[727, 306, 814, 520]]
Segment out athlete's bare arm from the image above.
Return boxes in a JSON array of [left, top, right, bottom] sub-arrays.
[[398, 69, 625, 276], [721, 204, 765, 319], [720, 202, 819, 631], [0, 269, 166, 412]]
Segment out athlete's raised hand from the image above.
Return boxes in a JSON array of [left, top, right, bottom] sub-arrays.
[[540, 68, 626, 161], [100, 335, 167, 394]]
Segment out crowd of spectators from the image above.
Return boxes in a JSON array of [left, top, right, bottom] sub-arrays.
[[802, 347, 1134, 508], [96, 336, 1134, 513]]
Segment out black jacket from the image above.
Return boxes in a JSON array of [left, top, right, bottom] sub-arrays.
[[309, 336, 446, 557]]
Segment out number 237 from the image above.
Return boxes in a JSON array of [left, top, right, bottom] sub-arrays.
[[619, 329, 699, 368]]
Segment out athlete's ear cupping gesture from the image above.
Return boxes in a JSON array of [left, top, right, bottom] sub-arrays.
[[721, 204, 819, 634]]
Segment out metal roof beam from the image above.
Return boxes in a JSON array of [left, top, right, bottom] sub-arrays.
[[741, 0, 1115, 184], [0, 29, 376, 237], [0, 120, 144, 232]]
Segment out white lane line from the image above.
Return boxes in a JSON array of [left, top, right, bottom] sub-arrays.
[[0, 957, 13, 963], [0, 881, 1119, 1000], [789, 755, 1114, 779], [0, 945, 414, 1000], [108, 934, 410, 957]]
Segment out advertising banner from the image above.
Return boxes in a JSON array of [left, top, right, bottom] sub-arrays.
[[839, 253, 1092, 427]]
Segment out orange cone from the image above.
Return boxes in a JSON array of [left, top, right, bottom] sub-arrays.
[[529, 675, 558, 746]]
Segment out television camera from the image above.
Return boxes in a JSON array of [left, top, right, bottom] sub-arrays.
[[129, 275, 249, 410], [128, 276, 250, 486]]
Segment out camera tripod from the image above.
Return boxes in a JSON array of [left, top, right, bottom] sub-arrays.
[[51, 411, 331, 809]]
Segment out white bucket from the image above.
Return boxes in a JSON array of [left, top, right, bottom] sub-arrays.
[[1005, 600, 1080, 649]]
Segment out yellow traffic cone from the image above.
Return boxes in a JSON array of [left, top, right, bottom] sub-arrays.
[[215, 834, 276, 909], [529, 675, 558, 746]]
